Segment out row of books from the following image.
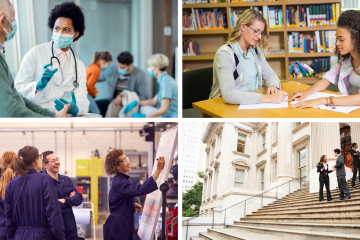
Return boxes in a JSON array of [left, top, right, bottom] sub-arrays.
[[286, 4, 340, 27], [230, 6, 284, 29], [289, 57, 337, 78], [183, 8, 227, 30], [183, 0, 221, 3], [288, 31, 336, 53], [183, 39, 201, 56]]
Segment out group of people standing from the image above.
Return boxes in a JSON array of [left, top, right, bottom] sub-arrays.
[[0, 146, 165, 240], [317, 145, 360, 202], [0, 147, 82, 240]]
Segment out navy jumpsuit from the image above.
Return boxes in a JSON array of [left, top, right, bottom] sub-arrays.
[[4, 169, 65, 240], [103, 172, 158, 240], [47, 173, 83, 240]]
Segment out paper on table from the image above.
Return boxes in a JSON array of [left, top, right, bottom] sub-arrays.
[[238, 96, 288, 110], [290, 92, 360, 114]]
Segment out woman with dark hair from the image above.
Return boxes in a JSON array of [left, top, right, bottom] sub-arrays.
[[14, 1, 89, 116], [350, 142, 360, 188], [103, 149, 165, 240], [316, 155, 333, 202], [289, 10, 360, 108], [0, 151, 16, 240], [86, 51, 112, 114], [4, 146, 64, 240]]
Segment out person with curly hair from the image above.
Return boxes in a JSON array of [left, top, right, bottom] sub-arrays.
[[0, 151, 16, 240], [103, 149, 165, 240], [4, 146, 64, 240], [289, 10, 360, 108], [14, 1, 89, 116]]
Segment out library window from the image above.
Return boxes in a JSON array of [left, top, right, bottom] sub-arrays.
[[235, 169, 244, 188], [237, 134, 246, 153]]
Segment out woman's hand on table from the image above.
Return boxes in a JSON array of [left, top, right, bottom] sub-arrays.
[[267, 86, 279, 95], [291, 98, 326, 109], [287, 91, 310, 102], [261, 91, 288, 103]]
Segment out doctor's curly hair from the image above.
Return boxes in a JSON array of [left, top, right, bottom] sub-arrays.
[[47, 1, 85, 42], [336, 10, 360, 63], [104, 149, 124, 175]]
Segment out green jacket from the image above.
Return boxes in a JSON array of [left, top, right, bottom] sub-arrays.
[[0, 53, 55, 117]]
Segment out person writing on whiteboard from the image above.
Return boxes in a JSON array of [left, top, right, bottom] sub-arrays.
[[103, 149, 165, 240], [289, 10, 360, 109], [209, 9, 286, 105]]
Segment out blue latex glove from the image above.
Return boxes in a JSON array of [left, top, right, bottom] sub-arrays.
[[124, 100, 138, 115], [132, 113, 145, 118], [54, 92, 79, 116], [37, 63, 58, 90]]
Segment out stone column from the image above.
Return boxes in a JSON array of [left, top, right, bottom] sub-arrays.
[[311, 122, 340, 166], [349, 123, 360, 146], [275, 122, 293, 182], [202, 178, 207, 202], [207, 173, 212, 200]]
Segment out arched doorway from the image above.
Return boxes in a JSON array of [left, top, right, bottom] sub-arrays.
[[340, 123, 353, 171]]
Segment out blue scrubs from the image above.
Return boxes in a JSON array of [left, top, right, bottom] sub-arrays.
[[157, 72, 178, 118], [4, 169, 65, 240], [103, 172, 158, 240], [46, 172, 83, 240]]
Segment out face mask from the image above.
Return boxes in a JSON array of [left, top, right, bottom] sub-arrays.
[[52, 32, 75, 48], [100, 66, 108, 71], [147, 67, 157, 78], [3, 17, 16, 42], [118, 68, 128, 76]]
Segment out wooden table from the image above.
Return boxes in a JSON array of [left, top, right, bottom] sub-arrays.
[[192, 81, 360, 118]]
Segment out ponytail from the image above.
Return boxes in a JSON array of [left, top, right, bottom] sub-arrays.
[[15, 146, 39, 177], [0, 151, 17, 200], [0, 167, 14, 200], [90, 51, 101, 65]]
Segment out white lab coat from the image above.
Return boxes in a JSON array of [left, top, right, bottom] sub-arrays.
[[14, 41, 89, 114]]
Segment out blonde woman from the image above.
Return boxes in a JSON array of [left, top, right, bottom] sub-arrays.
[[210, 9, 287, 105], [0, 151, 16, 240], [124, 54, 178, 118]]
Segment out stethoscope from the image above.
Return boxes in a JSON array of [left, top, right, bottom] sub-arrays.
[[50, 41, 79, 88]]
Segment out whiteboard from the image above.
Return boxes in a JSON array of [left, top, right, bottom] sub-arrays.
[[138, 126, 178, 240]]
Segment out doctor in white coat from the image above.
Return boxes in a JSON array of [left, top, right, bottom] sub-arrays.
[[14, 2, 89, 116]]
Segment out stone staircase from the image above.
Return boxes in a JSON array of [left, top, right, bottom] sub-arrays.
[[190, 178, 360, 240]]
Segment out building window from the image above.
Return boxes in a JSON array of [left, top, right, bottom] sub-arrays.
[[235, 169, 244, 188], [299, 149, 306, 183], [261, 169, 265, 190], [262, 134, 266, 150], [237, 134, 246, 153]]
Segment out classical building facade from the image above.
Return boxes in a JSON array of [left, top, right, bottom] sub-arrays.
[[199, 122, 360, 217]]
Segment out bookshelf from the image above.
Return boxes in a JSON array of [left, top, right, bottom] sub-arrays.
[[183, 0, 341, 84]]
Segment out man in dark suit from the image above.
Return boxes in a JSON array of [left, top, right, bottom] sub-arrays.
[[350, 143, 360, 188], [333, 148, 351, 200]]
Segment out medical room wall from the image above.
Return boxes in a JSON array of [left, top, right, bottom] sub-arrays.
[[0, 122, 149, 178]]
